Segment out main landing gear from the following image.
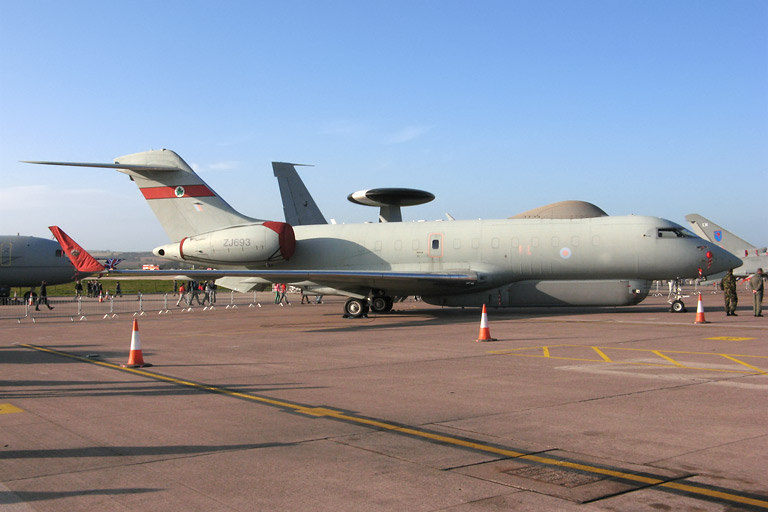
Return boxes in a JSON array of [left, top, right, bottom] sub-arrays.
[[343, 296, 394, 318]]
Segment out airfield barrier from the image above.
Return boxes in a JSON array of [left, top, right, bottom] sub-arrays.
[[0, 291, 273, 323]]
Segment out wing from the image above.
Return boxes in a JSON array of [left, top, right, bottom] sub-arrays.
[[105, 268, 479, 296]]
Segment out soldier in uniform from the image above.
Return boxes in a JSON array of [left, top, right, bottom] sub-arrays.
[[720, 268, 738, 316], [750, 268, 764, 317]]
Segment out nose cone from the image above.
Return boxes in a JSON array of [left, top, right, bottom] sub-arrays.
[[704, 245, 742, 276]]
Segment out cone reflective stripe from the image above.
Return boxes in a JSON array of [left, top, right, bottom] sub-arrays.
[[476, 304, 497, 342], [694, 293, 709, 324], [123, 319, 152, 367]]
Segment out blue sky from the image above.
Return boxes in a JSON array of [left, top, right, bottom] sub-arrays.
[[1, 1, 765, 251]]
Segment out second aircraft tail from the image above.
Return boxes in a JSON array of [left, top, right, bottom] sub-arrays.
[[685, 213, 756, 257]]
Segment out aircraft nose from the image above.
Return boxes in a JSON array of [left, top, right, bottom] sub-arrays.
[[708, 245, 742, 274]]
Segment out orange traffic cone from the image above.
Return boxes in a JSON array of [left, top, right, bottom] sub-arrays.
[[476, 304, 497, 342], [122, 319, 152, 368], [694, 293, 709, 324]]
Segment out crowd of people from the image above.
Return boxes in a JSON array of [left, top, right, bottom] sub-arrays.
[[175, 280, 217, 307]]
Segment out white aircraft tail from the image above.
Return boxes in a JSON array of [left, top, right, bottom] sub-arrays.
[[685, 214, 756, 257], [27, 149, 260, 241], [114, 149, 261, 241]]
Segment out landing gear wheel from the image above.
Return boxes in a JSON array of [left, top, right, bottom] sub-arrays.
[[344, 298, 369, 318], [670, 300, 686, 313], [370, 296, 393, 313]]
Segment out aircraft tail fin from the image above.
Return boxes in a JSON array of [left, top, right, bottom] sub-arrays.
[[48, 226, 105, 274], [685, 214, 756, 256], [28, 149, 260, 241], [272, 162, 327, 225]]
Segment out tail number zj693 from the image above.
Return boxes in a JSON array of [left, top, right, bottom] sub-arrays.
[[223, 238, 251, 247]]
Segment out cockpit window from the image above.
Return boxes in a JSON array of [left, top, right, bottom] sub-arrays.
[[657, 227, 696, 239]]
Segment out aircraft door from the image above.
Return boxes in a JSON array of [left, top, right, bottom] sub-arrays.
[[428, 233, 443, 259], [0, 243, 10, 266]]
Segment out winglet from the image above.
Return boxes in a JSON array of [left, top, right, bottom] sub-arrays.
[[48, 226, 105, 273]]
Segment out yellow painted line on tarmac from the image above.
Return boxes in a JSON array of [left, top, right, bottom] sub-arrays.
[[652, 350, 683, 367], [20, 343, 768, 510], [719, 354, 766, 374], [592, 347, 612, 362], [706, 336, 754, 341], [489, 345, 768, 374], [0, 404, 24, 414]]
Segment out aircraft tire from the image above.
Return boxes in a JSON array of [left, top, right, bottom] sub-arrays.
[[344, 298, 368, 318], [370, 296, 393, 313], [670, 300, 686, 313]]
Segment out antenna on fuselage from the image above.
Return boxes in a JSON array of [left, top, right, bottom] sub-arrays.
[[347, 188, 435, 222]]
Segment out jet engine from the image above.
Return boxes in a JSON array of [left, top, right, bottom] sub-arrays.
[[154, 221, 295, 265]]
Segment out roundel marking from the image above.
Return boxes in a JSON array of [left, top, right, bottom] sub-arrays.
[[174, 186, 185, 198], [560, 247, 572, 259]]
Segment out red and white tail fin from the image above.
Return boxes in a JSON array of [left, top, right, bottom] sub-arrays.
[[28, 149, 260, 241], [48, 226, 105, 273]]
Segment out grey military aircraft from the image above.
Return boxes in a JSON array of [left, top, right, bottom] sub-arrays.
[[0, 234, 76, 298], [685, 213, 766, 277], [28, 149, 741, 317]]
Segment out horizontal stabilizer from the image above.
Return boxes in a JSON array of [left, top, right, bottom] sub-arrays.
[[22, 161, 179, 172]]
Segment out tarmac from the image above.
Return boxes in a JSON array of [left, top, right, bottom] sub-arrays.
[[1, 290, 767, 511]]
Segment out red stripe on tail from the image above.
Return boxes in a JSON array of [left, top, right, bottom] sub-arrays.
[[140, 185, 215, 199]]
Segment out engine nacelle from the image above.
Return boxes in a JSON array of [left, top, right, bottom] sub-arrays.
[[154, 221, 295, 265]]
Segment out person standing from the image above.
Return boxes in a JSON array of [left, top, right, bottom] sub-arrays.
[[750, 268, 764, 317], [720, 269, 738, 316]]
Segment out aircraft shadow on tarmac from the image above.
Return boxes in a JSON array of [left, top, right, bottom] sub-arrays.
[[2, 380, 323, 400], [0, 442, 296, 460], [309, 304, 677, 333], [0, 488, 162, 503]]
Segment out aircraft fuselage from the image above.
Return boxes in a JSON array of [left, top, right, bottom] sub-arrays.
[[157, 214, 738, 307], [0, 236, 75, 296]]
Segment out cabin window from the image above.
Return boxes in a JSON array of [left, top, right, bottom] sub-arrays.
[[657, 227, 696, 239], [432, 239, 439, 250]]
